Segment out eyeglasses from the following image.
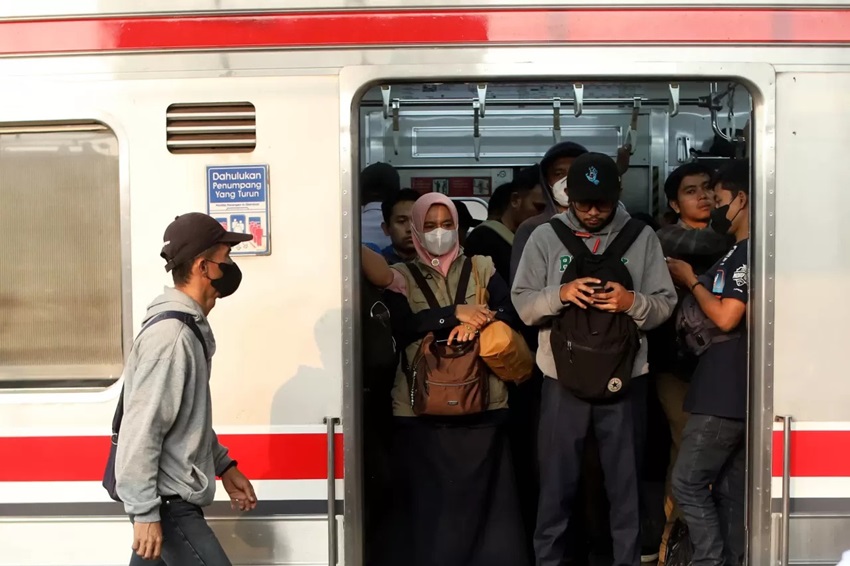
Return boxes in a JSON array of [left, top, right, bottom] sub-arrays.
[[572, 201, 616, 213]]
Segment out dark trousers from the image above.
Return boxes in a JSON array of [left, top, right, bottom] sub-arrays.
[[507, 370, 544, 564], [671, 415, 745, 566], [129, 498, 231, 566], [535, 378, 640, 566], [562, 376, 650, 566]]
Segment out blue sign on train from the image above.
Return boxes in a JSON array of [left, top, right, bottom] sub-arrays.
[[206, 165, 270, 256]]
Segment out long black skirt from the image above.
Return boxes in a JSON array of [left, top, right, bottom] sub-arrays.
[[374, 409, 530, 566]]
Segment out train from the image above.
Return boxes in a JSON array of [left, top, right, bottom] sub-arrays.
[[0, 2, 848, 565]]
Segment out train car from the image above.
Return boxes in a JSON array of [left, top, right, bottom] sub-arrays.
[[0, 1, 848, 565]]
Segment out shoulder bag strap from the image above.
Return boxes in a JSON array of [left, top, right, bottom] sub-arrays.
[[406, 263, 442, 310], [602, 219, 646, 261], [454, 257, 473, 305], [480, 220, 515, 245], [112, 311, 210, 437], [548, 218, 593, 260]]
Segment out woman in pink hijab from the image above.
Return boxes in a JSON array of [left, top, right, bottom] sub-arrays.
[[375, 193, 531, 566]]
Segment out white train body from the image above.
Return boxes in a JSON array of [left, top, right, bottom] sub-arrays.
[[0, 2, 848, 565]]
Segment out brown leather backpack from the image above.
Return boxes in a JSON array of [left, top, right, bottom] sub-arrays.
[[405, 258, 489, 416]]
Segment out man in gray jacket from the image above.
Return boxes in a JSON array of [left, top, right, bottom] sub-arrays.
[[512, 153, 676, 566], [116, 212, 257, 565]]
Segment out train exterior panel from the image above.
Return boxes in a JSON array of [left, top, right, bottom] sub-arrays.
[[0, 2, 848, 565]]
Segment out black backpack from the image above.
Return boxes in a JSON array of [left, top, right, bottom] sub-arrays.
[[361, 276, 398, 392], [548, 218, 645, 401], [102, 311, 208, 502]]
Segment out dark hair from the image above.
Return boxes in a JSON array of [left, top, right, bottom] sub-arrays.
[[360, 162, 400, 204], [455, 200, 474, 232], [514, 164, 541, 191], [488, 182, 516, 218], [171, 245, 219, 286], [381, 188, 420, 225], [664, 162, 714, 202], [541, 142, 589, 178], [488, 165, 541, 218], [711, 159, 750, 196]]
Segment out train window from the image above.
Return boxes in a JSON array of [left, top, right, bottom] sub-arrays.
[[166, 102, 257, 154], [0, 123, 123, 387]]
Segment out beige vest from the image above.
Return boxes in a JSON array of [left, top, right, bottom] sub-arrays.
[[390, 254, 508, 417]]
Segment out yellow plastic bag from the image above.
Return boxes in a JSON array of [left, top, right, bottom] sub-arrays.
[[472, 258, 534, 383]]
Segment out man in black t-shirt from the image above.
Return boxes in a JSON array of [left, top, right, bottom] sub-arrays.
[[665, 160, 750, 566], [465, 166, 546, 282]]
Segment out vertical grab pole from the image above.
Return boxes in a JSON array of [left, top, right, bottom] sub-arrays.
[[780, 414, 793, 566], [324, 416, 340, 565]]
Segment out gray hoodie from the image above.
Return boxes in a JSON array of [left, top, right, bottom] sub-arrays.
[[511, 208, 677, 380], [115, 287, 233, 522]]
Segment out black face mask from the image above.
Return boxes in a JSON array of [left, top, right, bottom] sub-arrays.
[[206, 260, 242, 298], [709, 197, 744, 235]]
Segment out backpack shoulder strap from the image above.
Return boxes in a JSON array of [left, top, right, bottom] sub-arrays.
[[548, 218, 592, 259], [111, 310, 209, 437], [480, 220, 515, 245], [406, 263, 442, 310], [454, 257, 473, 305], [602, 219, 646, 261]]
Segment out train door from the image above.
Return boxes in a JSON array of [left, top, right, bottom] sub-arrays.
[[345, 69, 766, 566]]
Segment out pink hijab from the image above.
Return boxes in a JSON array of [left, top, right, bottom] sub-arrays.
[[411, 193, 461, 278]]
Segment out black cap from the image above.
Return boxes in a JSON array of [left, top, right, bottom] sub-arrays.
[[160, 213, 252, 272], [566, 152, 621, 203]]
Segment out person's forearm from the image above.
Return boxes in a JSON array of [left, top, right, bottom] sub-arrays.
[[361, 245, 393, 288]]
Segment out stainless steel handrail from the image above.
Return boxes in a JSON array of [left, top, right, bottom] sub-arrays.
[[362, 96, 703, 108], [324, 416, 340, 566], [779, 414, 793, 566]]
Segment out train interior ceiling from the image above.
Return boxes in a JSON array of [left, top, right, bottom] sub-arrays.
[[358, 80, 752, 222]]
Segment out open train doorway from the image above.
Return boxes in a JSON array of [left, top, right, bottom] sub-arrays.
[[356, 80, 753, 566]]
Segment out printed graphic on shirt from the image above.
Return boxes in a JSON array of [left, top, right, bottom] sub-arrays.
[[711, 241, 749, 302], [712, 269, 726, 294], [733, 265, 748, 288], [719, 245, 737, 264], [559, 255, 572, 272]]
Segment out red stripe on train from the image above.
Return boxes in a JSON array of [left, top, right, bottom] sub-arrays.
[[771, 431, 850, 478], [0, 433, 344, 482], [1, 9, 850, 55], [1, 430, 850, 481]]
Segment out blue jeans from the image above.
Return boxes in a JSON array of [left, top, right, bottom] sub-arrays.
[[671, 415, 745, 566], [128, 498, 231, 566]]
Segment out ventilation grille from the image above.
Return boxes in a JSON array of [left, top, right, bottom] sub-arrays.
[[166, 102, 256, 154]]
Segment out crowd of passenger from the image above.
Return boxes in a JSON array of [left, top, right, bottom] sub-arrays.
[[106, 137, 749, 566], [359, 142, 751, 566]]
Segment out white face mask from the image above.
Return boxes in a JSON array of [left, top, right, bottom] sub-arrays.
[[422, 227, 457, 256], [551, 175, 570, 207]]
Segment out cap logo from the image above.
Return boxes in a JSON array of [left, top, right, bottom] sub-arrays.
[[163, 240, 171, 246], [585, 166, 600, 186]]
